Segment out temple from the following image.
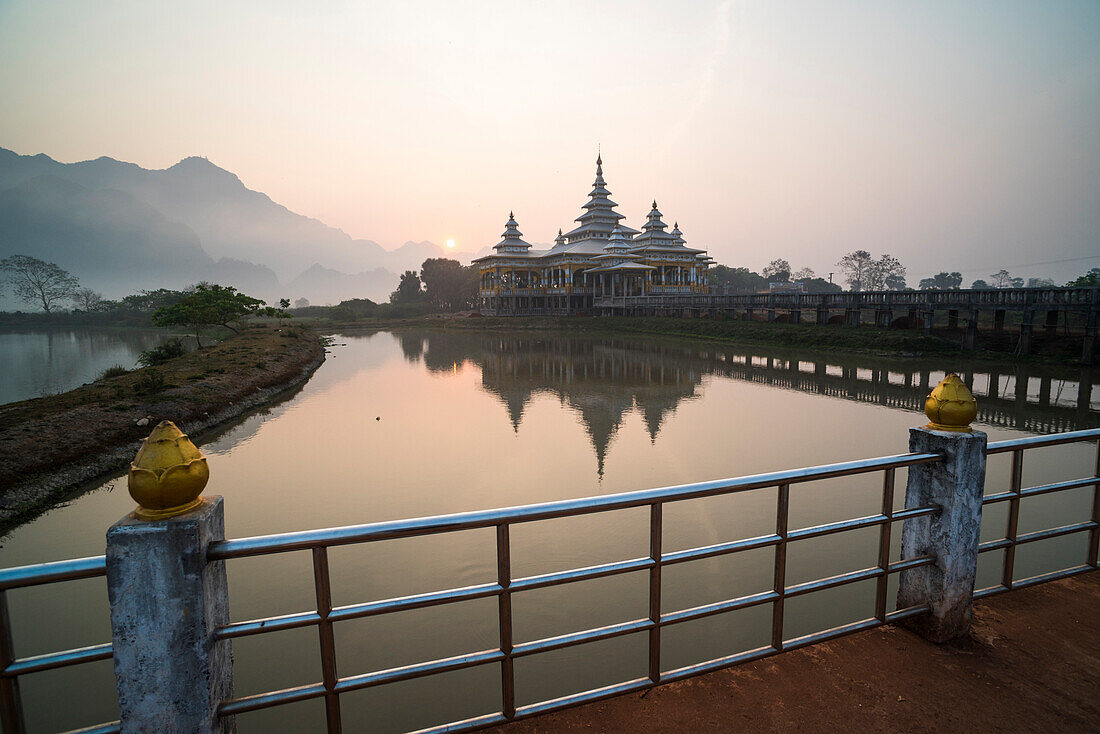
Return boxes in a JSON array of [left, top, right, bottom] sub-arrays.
[[475, 155, 714, 315]]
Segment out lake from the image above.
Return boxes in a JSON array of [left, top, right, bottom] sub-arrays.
[[3, 327, 1098, 733], [0, 327, 175, 405]]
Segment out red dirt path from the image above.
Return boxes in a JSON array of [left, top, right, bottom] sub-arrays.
[[490, 571, 1100, 733]]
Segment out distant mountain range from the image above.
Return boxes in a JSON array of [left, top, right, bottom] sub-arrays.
[[0, 147, 470, 306]]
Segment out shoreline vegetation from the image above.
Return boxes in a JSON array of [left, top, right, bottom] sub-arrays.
[[0, 323, 324, 533], [316, 313, 1095, 367]]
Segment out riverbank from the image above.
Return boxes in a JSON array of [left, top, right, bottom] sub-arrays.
[[317, 314, 1095, 367], [489, 571, 1100, 733], [0, 324, 325, 531]]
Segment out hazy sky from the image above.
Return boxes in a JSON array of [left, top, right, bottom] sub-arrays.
[[2, 1, 1098, 284]]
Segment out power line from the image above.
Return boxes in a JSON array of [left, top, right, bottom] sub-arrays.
[[909, 254, 1100, 282]]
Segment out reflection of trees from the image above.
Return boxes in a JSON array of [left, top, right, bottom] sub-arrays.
[[391, 331, 1098, 478]]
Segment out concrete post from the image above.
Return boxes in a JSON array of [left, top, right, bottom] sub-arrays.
[[1019, 309, 1035, 355], [1044, 309, 1059, 337], [1083, 306, 1097, 365], [897, 429, 987, 642], [963, 309, 979, 350], [816, 308, 829, 325], [947, 309, 959, 330], [107, 497, 234, 733], [993, 309, 1006, 332]]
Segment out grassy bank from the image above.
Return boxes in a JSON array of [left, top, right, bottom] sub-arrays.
[[0, 323, 325, 530]]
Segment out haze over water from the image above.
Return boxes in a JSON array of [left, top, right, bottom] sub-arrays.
[[2, 2, 1098, 284], [3, 328, 1096, 732]]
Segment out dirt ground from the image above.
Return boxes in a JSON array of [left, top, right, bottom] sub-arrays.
[[490, 571, 1100, 733], [0, 324, 324, 529]]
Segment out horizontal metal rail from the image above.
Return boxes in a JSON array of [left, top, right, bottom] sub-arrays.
[[208, 452, 943, 559], [5, 429, 1098, 734], [985, 429, 1100, 454], [0, 555, 106, 591]]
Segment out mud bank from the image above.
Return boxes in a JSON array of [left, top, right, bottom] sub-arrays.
[[0, 325, 325, 531]]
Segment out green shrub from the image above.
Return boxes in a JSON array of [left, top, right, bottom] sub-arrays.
[[98, 364, 130, 380], [133, 369, 168, 394], [138, 338, 186, 366]]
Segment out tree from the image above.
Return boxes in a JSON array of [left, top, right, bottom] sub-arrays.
[[871, 254, 906, 291], [971, 279, 991, 289], [121, 288, 187, 313], [279, 298, 291, 310], [390, 270, 425, 304], [1067, 268, 1100, 287], [989, 269, 1024, 289], [837, 250, 874, 291], [420, 258, 478, 311], [70, 287, 105, 311], [792, 267, 815, 282], [762, 258, 792, 282], [1026, 277, 1055, 288], [837, 251, 906, 291], [708, 265, 766, 293], [293, 297, 310, 308], [151, 283, 270, 347], [0, 255, 79, 312], [918, 272, 963, 290]]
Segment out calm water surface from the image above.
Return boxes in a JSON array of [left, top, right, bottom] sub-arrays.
[[3, 329, 1098, 733], [0, 327, 174, 405]]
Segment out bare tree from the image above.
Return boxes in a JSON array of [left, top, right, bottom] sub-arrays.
[[0, 255, 80, 312], [838, 251, 906, 291], [70, 287, 105, 311], [837, 250, 874, 291], [793, 267, 816, 281], [990, 269, 1024, 288], [872, 254, 907, 291]]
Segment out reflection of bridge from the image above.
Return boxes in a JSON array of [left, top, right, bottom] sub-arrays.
[[696, 350, 1097, 435], [594, 286, 1100, 363], [392, 331, 1099, 475]]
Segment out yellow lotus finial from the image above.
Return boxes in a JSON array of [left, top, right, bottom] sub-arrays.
[[127, 420, 209, 520], [924, 374, 977, 433]]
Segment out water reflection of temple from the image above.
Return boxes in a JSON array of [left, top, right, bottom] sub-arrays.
[[477, 338, 704, 476], [391, 331, 1099, 477]]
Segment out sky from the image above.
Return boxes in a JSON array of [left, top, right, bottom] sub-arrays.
[[1, 0, 1098, 285]]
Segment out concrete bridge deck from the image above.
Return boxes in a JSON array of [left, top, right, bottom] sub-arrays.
[[594, 286, 1100, 363], [490, 571, 1100, 733]]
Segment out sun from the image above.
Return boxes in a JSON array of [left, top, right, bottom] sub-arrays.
[[445, 239, 455, 249]]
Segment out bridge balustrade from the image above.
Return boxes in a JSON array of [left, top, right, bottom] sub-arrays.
[[2, 420, 1097, 734]]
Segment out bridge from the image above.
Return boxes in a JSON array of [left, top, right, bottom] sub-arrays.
[[593, 286, 1100, 363]]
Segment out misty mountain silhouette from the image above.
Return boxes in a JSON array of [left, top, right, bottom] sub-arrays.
[[0, 147, 458, 305]]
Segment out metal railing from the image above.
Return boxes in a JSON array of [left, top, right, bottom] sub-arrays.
[[975, 429, 1100, 596], [0, 556, 118, 734], [2, 428, 1098, 734]]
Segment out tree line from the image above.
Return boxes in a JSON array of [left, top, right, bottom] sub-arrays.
[[709, 250, 1099, 294]]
